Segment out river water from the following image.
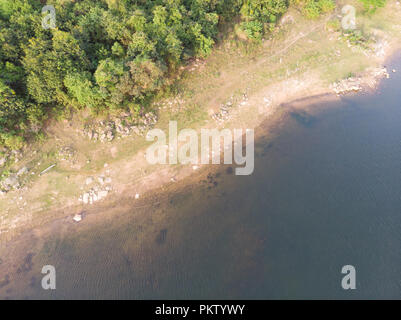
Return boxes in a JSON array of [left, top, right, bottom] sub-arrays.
[[3, 54, 401, 299]]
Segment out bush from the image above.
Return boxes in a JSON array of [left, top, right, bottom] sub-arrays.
[[302, 0, 335, 19], [1, 133, 25, 150]]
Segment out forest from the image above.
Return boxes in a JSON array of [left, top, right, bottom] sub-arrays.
[[0, 0, 384, 150]]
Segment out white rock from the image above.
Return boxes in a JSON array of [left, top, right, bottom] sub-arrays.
[[73, 214, 82, 222], [83, 193, 90, 204], [192, 165, 199, 170], [135, 193, 140, 199], [85, 177, 93, 185], [98, 190, 108, 200], [17, 167, 28, 176]]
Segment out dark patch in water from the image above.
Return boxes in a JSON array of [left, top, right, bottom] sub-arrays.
[[169, 192, 191, 205], [156, 229, 168, 245], [18, 253, 34, 273], [290, 110, 316, 127], [29, 276, 37, 288], [226, 167, 233, 175], [260, 142, 274, 157], [0, 275, 10, 288], [122, 254, 132, 267]]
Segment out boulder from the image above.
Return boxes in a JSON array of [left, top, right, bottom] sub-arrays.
[[98, 190, 108, 200], [97, 176, 105, 185], [17, 167, 28, 176], [3, 174, 19, 189], [82, 193, 90, 204]]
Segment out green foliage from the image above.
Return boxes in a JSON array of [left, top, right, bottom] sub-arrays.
[[240, 21, 264, 40], [64, 72, 103, 111], [0, 0, 338, 149], [2, 133, 25, 150], [302, 0, 335, 19], [326, 19, 342, 32], [358, 0, 386, 13], [342, 30, 372, 50], [240, 0, 289, 38], [290, 0, 335, 19]]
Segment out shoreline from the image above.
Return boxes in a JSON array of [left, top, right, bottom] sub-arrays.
[[1, 3, 401, 242], [1, 46, 400, 246]]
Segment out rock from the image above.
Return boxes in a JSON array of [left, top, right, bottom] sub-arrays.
[[83, 193, 90, 204], [106, 131, 114, 141], [110, 146, 118, 158], [116, 125, 123, 134], [17, 167, 28, 176], [73, 214, 82, 222], [192, 165, 199, 170], [97, 176, 105, 185], [98, 190, 108, 200], [85, 177, 93, 185], [3, 174, 19, 190], [0, 157, 6, 167], [135, 193, 140, 199], [105, 177, 112, 184]]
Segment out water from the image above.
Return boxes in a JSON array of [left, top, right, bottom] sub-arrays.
[[2, 54, 401, 299]]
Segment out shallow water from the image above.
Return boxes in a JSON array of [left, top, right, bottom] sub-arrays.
[[3, 54, 401, 299]]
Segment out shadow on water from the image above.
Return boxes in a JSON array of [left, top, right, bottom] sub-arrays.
[[289, 110, 317, 127]]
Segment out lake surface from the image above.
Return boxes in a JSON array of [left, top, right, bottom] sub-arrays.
[[3, 54, 401, 299]]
